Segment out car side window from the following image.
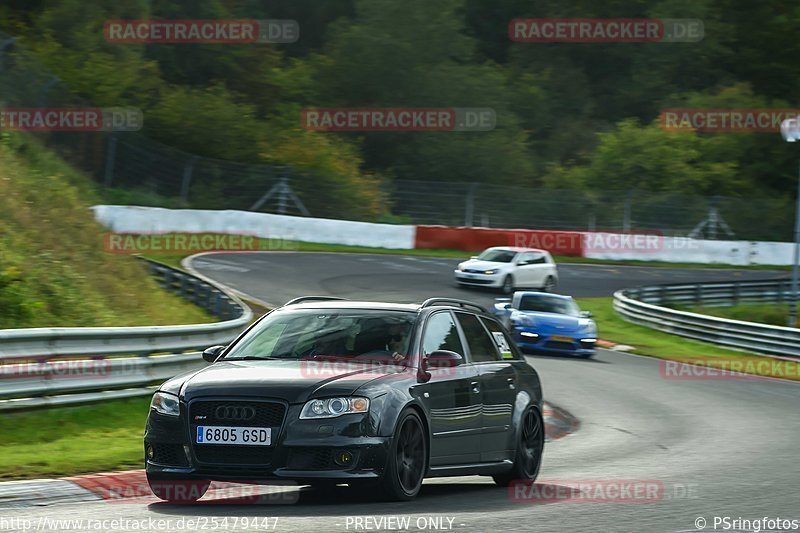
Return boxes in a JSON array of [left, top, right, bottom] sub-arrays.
[[528, 253, 546, 264], [481, 317, 521, 360], [517, 252, 533, 265], [422, 312, 465, 357], [455, 312, 500, 363]]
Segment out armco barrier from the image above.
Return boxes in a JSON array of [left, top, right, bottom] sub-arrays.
[[414, 225, 584, 255], [613, 279, 800, 357], [0, 259, 254, 411]]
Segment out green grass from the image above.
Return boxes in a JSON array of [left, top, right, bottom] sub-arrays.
[[678, 303, 792, 328], [577, 297, 800, 381], [0, 133, 212, 328], [0, 398, 150, 480]]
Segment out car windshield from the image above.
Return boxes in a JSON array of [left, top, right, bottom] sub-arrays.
[[476, 249, 517, 263], [223, 309, 416, 364], [518, 295, 581, 317]]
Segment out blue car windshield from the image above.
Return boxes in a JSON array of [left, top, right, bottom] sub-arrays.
[[477, 249, 517, 263], [518, 296, 581, 317]]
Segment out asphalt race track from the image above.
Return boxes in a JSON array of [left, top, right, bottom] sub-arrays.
[[186, 251, 788, 306], [8, 253, 798, 532]]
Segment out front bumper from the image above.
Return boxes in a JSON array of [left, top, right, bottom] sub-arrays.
[[512, 327, 596, 356], [145, 399, 390, 483], [454, 270, 503, 288]]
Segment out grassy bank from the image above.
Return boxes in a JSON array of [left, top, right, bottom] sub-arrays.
[[577, 297, 800, 381], [0, 134, 211, 328], [0, 398, 149, 480], [679, 303, 791, 328]]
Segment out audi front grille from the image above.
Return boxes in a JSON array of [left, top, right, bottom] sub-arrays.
[[188, 400, 287, 466]]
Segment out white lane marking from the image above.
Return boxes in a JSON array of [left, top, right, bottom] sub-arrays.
[[192, 260, 249, 273]]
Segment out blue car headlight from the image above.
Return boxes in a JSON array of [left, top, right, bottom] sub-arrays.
[[510, 311, 536, 327], [578, 318, 597, 333]]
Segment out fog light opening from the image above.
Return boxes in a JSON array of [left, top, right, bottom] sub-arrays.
[[146, 443, 154, 461], [334, 451, 354, 467]]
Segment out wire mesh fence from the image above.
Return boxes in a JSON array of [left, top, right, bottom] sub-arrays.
[[0, 31, 794, 241]]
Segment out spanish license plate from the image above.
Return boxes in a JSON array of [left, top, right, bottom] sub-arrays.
[[551, 335, 574, 342], [196, 426, 271, 446]]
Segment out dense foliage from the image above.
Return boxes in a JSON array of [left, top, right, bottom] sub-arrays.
[[2, 0, 797, 213]]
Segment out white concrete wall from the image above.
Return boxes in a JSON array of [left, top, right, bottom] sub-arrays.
[[583, 232, 795, 266], [92, 206, 417, 249]]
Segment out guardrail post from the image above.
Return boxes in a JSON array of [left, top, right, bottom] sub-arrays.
[[733, 282, 740, 305], [180, 157, 197, 204], [213, 293, 222, 317], [695, 285, 703, 306], [464, 183, 478, 227], [37, 77, 60, 107], [103, 136, 118, 188]]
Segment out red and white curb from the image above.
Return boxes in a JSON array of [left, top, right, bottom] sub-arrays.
[[0, 401, 578, 509]]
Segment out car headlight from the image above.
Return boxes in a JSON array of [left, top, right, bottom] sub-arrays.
[[510, 311, 536, 327], [300, 397, 370, 419], [150, 391, 180, 417], [578, 318, 595, 330], [483, 269, 497, 275]]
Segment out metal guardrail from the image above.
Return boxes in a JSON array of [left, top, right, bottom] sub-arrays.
[[613, 279, 800, 357], [0, 259, 254, 411]]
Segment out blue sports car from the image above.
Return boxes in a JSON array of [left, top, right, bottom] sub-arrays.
[[492, 292, 597, 358]]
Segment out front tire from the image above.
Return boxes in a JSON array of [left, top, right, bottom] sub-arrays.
[[147, 476, 210, 503], [542, 276, 556, 293], [493, 407, 544, 486], [501, 275, 514, 294], [361, 409, 427, 501]]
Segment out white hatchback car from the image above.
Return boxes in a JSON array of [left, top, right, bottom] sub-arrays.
[[454, 247, 559, 294]]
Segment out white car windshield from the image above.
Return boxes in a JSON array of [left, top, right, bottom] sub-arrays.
[[476, 249, 517, 263], [518, 295, 581, 317]]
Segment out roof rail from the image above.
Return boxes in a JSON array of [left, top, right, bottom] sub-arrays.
[[419, 298, 486, 313], [283, 296, 348, 306]]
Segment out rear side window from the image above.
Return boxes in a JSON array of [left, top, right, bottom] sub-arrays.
[[422, 312, 465, 356], [481, 317, 521, 360], [455, 312, 500, 363]]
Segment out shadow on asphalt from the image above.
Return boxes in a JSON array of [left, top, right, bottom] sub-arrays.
[[147, 481, 568, 516]]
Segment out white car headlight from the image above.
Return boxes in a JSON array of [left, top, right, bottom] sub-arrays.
[[578, 318, 596, 331], [151, 391, 180, 417], [483, 269, 497, 275], [300, 397, 370, 419]]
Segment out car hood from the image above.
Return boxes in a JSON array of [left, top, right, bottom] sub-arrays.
[[514, 311, 587, 332], [173, 359, 404, 404], [462, 260, 511, 270]]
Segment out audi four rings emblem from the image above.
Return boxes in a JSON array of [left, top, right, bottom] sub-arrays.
[[215, 405, 256, 420]]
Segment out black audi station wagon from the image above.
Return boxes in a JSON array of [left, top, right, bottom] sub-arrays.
[[144, 297, 545, 501]]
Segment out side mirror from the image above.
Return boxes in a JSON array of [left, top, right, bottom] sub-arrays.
[[202, 345, 226, 363], [580, 311, 593, 318], [424, 350, 463, 368]]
